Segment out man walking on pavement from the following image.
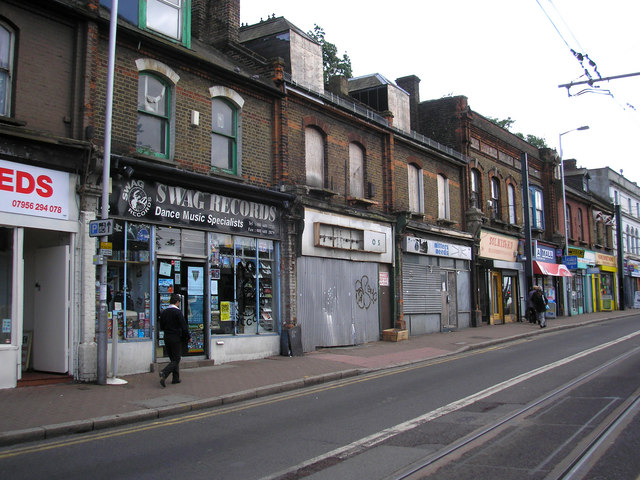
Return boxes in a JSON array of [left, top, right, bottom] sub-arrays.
[[159, 293, 190, 387], [532, 285, 548, 329]]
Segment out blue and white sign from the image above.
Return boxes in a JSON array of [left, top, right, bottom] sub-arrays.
[[562, 255, 578, 270], [535, 243, 556, 261]]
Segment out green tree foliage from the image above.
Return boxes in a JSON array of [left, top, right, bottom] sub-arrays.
[[487, 117, 548, 148], [307, 24, 353, 84]]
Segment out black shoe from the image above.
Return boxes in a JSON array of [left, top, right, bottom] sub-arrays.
[[172, 379, 181, 384], [540, 324, 546, 329], [159, 372, 166, 388]]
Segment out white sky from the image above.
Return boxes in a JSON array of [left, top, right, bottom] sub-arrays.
[[241, 0, 640, 185]]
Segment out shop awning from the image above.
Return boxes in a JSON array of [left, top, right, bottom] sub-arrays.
[[532, 261, 572, 277]]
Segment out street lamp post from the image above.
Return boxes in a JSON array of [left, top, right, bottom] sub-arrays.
[[559, 125, 589, 317]]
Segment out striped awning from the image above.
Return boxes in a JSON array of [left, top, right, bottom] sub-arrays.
[[533, 261, 572, 277]]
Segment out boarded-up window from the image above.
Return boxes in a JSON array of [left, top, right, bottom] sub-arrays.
[[349, 143, 364, 198], [408, 164, 424, 213], [437, 174, 450, 219], [305, 127, 324, 188]]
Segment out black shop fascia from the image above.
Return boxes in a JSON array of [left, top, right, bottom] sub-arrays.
[[108, 162, 292, 236]]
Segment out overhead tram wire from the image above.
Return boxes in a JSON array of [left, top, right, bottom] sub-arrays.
[[536, 0, 636, 110]]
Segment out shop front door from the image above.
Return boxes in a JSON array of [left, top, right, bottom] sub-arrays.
[[33, 245, 69, 373], [157, 259, 207, 357], [502, 274, 517, 323], [490, 271, 503, 325]]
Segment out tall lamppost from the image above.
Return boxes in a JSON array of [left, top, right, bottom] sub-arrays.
[[559, 125, 589, 317]]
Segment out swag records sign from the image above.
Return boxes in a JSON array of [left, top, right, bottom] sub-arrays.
[[110, 178, 281, 238]]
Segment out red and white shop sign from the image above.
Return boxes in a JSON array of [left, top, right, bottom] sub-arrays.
[[0, 159, 69, 220]]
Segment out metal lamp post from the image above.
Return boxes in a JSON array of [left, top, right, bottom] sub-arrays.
[[559, 125, 589, 317]]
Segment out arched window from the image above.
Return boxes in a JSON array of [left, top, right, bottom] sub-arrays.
[[349, 143, 365, 198], [137, 72, 170, 158], [507, 183, 517, 224], [408, 163, 424, 214], [470, 168, 481, 209], [437, 174, 450, 220], [211, 98, 238, 173], [305, 127, 325, 188]]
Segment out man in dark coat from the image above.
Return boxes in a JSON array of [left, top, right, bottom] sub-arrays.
[[532, 285, 548, 329], [159, 293, 189, 387]]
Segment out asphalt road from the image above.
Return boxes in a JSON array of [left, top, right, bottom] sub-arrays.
[[1, 316, 639, 480]]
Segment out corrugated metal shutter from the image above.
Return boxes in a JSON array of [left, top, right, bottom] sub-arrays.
[[298, 257, 379, 351], [403, 263, 441, 314]]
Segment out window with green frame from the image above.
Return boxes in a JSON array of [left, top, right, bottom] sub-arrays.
[[99, 0, 191, 48], [137, 72, 170, 158], [0, 23, 14, 117], [211, 98, 238, 174]]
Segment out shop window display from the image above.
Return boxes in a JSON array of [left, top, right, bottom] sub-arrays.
[[105, 221, 152, 340], [209, 234, 275, 335]]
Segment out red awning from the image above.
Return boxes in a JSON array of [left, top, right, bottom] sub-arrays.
[[532, 261, 572, 277]]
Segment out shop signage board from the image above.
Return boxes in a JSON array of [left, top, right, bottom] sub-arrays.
[[110, 178, 280, 238], [562, 255, 578, 269], [595, 252, 616, 268], [479, 230, 518, 262], [404, 236, 472, 260], [0, 158, 70, 220], [535, 243, 556, 261]]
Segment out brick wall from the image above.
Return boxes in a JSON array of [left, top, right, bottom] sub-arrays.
[[5, 3, 79, 139], [92, 35, 277, 188]]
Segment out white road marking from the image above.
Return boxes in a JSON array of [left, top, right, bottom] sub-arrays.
[[260, 330, 640, 480]]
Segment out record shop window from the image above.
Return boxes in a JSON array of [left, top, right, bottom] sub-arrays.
[[209, 234, 275, 336], [104, 221, 152, 341]]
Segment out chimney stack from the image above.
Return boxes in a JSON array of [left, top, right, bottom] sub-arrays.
[[192, 0, 240, 47]]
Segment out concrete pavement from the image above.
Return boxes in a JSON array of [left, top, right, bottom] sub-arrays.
[[0, 309, 637, 447]]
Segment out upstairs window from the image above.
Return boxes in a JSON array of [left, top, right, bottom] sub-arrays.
[[100, 0, 190, 47], [137, 72, 170, 158], [529, 186, 544, 230], [437, 174, 450, 220], [507, 183, 517, 224], [408, 163, 424, 214], [349, 143, 365, 198], [305, 127, 325, 188], [211, 98, 237, 173], [146, 0, 183, 40], [626, 226, 631, 253], [490, 177, 501, 219], [470, 168, 481, 209], [566, 204, 573, 240], [0, 23, 14, 117], [577, 208, 584, 241]]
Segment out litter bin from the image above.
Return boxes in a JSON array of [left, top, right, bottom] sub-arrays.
[[280, 324, 303, 356]]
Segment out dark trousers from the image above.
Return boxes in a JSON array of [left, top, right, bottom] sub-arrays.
[[161, 335, 182, 381]]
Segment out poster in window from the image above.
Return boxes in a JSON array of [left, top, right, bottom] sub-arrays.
[[159, 262, 172, 277], [220, 301, 231, 321], [188, 266, 204, 295], [158, 278, 174, 294]]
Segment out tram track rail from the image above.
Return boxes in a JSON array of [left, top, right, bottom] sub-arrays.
[[388, 345, 640, 480]]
